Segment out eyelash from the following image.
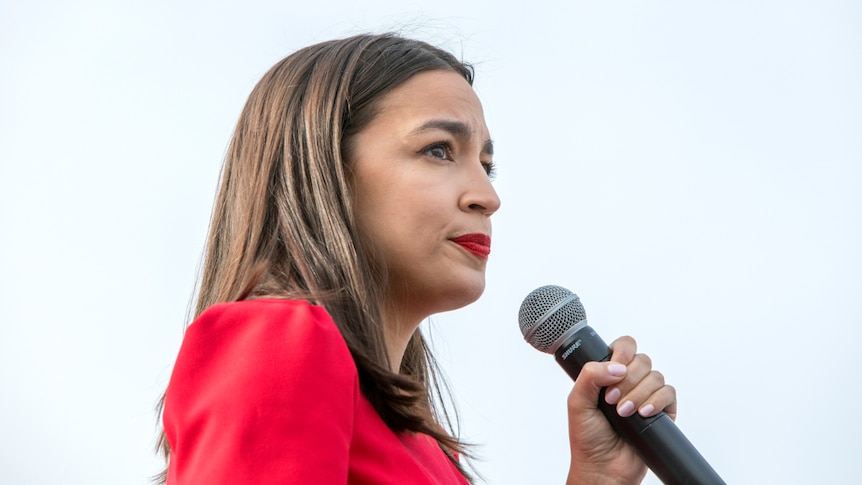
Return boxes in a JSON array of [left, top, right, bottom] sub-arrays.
[[420, 141, 497, 180], [484, 160, 498, 180]]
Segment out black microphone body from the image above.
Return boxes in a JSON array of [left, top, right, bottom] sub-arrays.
[[555, 323, 724, 485], [519, 286, 725, 485]]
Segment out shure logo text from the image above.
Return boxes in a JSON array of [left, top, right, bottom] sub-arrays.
[[561, 339, 582, 359]]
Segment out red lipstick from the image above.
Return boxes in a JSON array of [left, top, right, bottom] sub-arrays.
[[451, 233, 491, 259]]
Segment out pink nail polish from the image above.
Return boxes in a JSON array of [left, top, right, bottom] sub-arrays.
[[618, 401, 635, 417], [639, 404, 655, 417], [605, 388, 621, 405], [608, 363, 626, 376]]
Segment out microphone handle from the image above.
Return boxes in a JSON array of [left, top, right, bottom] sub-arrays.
[[554, 325, 726, 485]]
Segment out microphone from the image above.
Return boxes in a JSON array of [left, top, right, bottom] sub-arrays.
[[518, 285, 725, 485]]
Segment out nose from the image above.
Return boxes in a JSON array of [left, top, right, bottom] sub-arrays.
[[461, 168, 501, 216]]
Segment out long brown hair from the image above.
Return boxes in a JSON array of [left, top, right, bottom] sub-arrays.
[[156, 33, 477, 482]]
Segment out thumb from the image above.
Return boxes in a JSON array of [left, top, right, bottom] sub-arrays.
[[568, 361, 627, 413]]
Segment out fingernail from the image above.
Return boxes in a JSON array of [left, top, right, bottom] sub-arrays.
[[638, 404, 655, 417], [618, 400, 635, 417], [605, 387, 621, 405], [608, 363, 627, 377]]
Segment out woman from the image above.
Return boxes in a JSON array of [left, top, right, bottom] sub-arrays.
[[158, 33, 676, 484]]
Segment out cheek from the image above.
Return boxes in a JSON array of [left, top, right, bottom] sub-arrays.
[[352, 171, 452, 262], [370, 206, 445, 267]]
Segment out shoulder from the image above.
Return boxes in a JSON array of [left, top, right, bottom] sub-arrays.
[[164, 299, 360, 483], [193, 298, 342, 342], [186, 299, 351, 366], [167, 298, 357, 408]]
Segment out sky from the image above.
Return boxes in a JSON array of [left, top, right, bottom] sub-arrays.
[[1, 1, 860, 484]]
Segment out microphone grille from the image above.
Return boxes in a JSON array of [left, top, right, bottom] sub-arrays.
[[518, 285, 587, 353]]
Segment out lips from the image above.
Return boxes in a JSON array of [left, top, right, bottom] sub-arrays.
[[451, 233, 491, 259]]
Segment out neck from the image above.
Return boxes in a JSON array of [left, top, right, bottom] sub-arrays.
[[381, 301, 425, 373]]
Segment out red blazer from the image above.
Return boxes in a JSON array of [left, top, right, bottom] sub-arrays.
[[163, 299, 468, 484]]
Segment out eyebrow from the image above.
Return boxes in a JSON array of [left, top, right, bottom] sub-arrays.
[[410, 119, 494, 155]]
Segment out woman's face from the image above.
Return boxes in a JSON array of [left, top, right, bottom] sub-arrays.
[[348, 69, 501, 320]]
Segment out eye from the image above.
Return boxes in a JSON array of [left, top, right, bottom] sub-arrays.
[[421, 142, 453, 160], [482, 160, 498, 180]]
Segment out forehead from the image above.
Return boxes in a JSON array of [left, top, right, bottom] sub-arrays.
[[371, 70, 489, 136]]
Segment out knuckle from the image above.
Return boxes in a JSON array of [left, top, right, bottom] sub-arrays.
[[580, 361, 600, 377], [611, 335, 637, 352], [636, 353, 652, 368], [665, 384, 677, 398]]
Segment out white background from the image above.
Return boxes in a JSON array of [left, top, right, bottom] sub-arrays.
[[2, 1, 860, 484]]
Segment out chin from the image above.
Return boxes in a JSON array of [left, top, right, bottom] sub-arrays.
[[395, 267, 488, 315], [440, 278, 486, 312]]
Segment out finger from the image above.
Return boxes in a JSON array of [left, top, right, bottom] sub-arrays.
[[608, 336, 637, 365], [637, 384, 677, 421], [604, 353, 652, 405], [614, 370, 670, 418], [567, 361, 628, 415]]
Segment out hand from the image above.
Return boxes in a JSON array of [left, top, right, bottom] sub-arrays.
[[565, 336, 677, 485]]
